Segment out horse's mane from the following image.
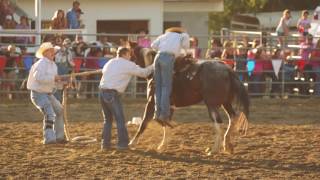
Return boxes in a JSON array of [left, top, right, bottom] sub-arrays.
[[174, 54, 197, 73], [132, 45, 197, 74], [132, 46, 156, 68]]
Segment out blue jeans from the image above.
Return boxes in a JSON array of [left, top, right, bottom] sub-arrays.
[[100, 90, 129, 148], [153, 52, 175, 120], [30, 91, 65, 140]]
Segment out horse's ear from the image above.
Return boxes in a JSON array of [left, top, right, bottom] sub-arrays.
[[129, 41, 138, 49]]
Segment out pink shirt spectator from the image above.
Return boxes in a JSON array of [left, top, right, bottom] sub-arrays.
[[253, 60, 264, 75], [137, 37, 151, 48]]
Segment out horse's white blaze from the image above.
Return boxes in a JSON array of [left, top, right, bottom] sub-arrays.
[[142, 48, 154, 66], [157, 126, 166, 150]]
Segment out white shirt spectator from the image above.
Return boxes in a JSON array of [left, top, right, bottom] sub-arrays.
[[27, 57, 58, 93], [99, 57, 153, 93], [151, 32, 190, 57]]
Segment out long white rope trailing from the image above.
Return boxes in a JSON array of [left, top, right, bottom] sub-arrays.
[[62, 70, 102, 144]]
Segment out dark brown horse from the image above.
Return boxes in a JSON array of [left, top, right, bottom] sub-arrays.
[[129, 47, 249, 154]]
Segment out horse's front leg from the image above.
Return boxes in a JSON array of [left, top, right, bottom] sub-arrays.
[[129, 95, 155, 147]]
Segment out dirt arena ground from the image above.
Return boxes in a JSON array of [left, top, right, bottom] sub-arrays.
[[0, 97, 319, 179]]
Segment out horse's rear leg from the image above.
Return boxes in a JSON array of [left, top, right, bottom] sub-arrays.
[[129, 118, 151, 147], [157, 126, 167, 150], [222, 103, 237, 154], [129, 96, 154, 147], [207, 105, 223, 154]]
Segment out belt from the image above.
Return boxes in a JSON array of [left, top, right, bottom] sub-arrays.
[[101, 89, 118, 93], [159, 51, 175, 57], [31, 90, 53, 95]]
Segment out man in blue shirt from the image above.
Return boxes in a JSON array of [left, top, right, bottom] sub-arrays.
[[66, 0, 81, 29]]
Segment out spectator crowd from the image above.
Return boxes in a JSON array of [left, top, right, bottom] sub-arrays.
[[1, 0, 320, 100]]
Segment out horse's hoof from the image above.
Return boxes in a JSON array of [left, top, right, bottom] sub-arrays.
[[206, 151, 212, 156], [128, 140, 136, 147], [223, 146, 234, 154], [157, 145, 163, 151]]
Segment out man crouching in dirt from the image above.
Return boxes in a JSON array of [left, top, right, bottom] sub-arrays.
[[99, 47, 153, 150], [27, 42, 68, 144]]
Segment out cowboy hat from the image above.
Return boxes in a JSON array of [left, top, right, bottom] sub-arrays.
[[36, 42, 58, 58], [165, 27, 185, 33]]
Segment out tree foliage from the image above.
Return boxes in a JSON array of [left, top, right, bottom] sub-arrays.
[[209, 0, 268, 32]]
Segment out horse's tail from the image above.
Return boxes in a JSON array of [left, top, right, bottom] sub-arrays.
[[230, 70, 250, 118], [229, 70, 250, 135]]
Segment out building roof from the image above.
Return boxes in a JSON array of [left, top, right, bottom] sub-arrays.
[[262, 0, 318, 12]]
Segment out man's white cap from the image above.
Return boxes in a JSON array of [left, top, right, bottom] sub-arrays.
[[36, 42, 59, 58]]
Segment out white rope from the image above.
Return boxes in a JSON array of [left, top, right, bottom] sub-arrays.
[[62, 87, 97, 144]]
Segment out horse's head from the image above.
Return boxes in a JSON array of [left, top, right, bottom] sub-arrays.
[[132, 46, 156, 68]]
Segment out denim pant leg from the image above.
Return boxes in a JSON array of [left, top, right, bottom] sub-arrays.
[[49, 95, 65, 140], [30, 91, 56, 140], [153, 53, 162, 118], [100, 91, 113, 147], [112, 94, 129, 147], [53, 90, 63, 103], [155, 53, 175, 119], [100, 91, 129, 147]]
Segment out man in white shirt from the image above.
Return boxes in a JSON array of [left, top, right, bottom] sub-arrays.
[[27, 42, 67, 144], [151, 27, 190, 122], [99, 47, 153, 150]]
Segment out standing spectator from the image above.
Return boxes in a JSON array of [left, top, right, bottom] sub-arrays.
[[119, 38, 130, 48], [2, 15, 16, 43], [205, 38, 222, 59], [137, 29, 151, 48], [3, 44, 19, 100], [66, 0, 81, 29], [221, 40, 235, 69], [53, 34, 64, 47], [97, 35, 113, 59], [18, 47, 34, 92], [75, 8, 84, 28], [98, 35, 113, 48], [235, 43, 248, 81], [189, 36, 201, 59], [16, 16, 31, 45], [249, 47, 267, 96], [84, 43, 100, 98], [298, 34, 314, 72], [99, 47, 153, 150], [72, 35, 88, 99], [27, 42, 67, 144], [297, 10, 311, 42], [276, 9, 291, 48], [54, 38, 75, 102], [51, 9, 67, 29], [0, 0, 14, 26], [151, 27, 190, 122]]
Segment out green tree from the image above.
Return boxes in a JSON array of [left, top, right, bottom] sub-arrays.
[[209, 0, 268, 32]]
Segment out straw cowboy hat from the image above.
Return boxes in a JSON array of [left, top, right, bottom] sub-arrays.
[[165, 27, 186, 33], [36, 42, 58, 58]]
